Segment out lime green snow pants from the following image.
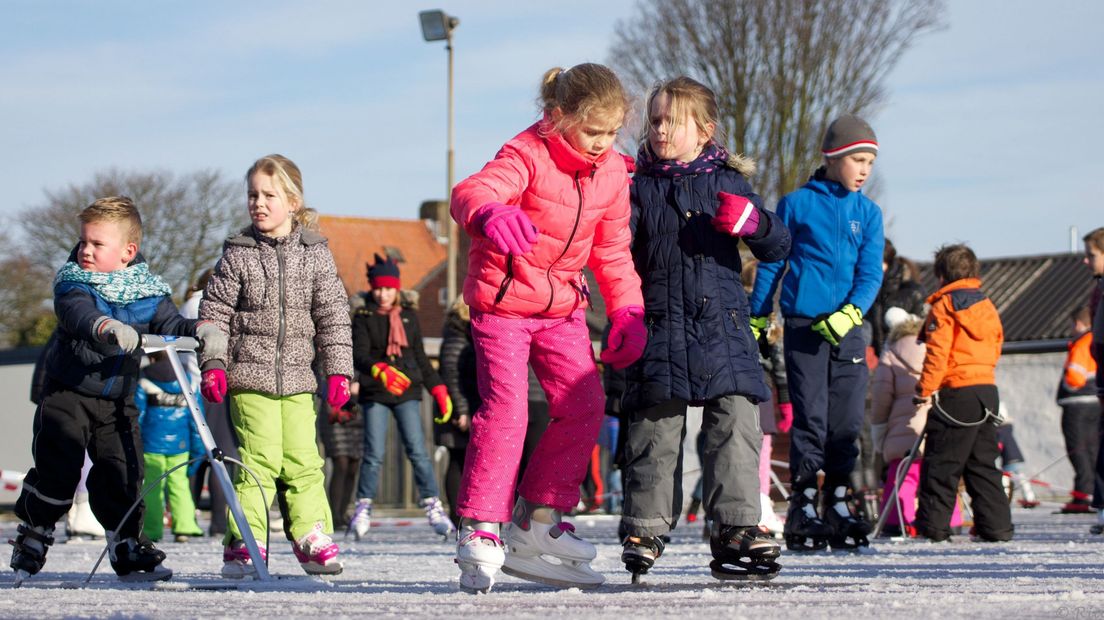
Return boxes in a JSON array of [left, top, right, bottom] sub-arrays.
[[142, 452, 203, 541], [226, 390, 331, 544]]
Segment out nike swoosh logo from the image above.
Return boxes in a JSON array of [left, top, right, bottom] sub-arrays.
[[851, 357, 864, 364]]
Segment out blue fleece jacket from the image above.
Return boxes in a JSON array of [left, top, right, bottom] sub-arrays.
[[749, 171, 884, 319]]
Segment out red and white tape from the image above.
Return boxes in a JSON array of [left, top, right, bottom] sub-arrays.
[[1, 469, 26, 492]]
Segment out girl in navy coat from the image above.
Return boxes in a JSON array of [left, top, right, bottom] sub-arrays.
[[619, 77, 791, 582]]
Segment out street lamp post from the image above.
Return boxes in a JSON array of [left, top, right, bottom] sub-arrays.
[[419, 10, 460, 306]]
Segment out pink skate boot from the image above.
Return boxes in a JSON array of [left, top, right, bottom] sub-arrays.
[[293, 523, 343, 575]]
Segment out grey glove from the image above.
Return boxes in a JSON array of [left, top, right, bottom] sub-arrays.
[[94, 318, 140, 354], [195, 321, 228, 361]]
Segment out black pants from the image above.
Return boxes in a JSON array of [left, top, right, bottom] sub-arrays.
[[784, 318, 869, 490], [916, 385, 1012, 541], [1060, 402, 1102, 502], [16, 381, 145, 538]]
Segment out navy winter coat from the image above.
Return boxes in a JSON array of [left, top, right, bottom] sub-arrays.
[[45, 250, 197, 400], [623, 151, 791, 412]]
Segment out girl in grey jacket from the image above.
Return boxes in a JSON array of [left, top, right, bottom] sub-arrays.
[[199, 154, 353, 577]]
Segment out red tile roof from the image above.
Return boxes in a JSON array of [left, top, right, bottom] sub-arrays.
[[317, 215, 446, 297]]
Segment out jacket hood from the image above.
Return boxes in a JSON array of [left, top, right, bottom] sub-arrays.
[[226, 224, 327, 248], [886, 319, 925, 373]]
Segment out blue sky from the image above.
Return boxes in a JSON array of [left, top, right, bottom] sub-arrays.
[[2, 1, 1101, 262]]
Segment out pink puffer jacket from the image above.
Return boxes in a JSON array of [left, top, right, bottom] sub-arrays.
[[870, 318, 931, 462], [451, 119, 643, 319]]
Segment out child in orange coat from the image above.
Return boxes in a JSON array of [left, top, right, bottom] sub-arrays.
[[913, 244, 1012, 542]]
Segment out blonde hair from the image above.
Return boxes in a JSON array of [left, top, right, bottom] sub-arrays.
[[1083, 227, 1104, 253], [538, 63, 630, 134], [80, 196, 142, 245], [246, 154, 318, 231], [641, 76, 756, 174]]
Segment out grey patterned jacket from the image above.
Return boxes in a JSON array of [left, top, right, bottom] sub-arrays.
[[199, 225, 353, 396]]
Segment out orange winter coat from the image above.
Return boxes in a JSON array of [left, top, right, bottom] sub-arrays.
[[916, 278, 1003, 397], [1057, 330, 1097, 405]]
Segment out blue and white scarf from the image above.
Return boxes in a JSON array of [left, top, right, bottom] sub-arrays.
[[54, 261, 173, 304]]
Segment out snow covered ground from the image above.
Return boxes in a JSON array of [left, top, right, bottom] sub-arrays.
[[3, 508, 1103, 619]]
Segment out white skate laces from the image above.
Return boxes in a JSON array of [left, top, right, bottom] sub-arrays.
[[830, 486, 853, 518], [801, 487, 820, 519], [456, 521, 505, 594]]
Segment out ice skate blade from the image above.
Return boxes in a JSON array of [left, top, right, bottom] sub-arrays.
[[117, 566, 173, 583], [709, 558, 781, 582], [12, 569, 31, 588], [502, 552, 604, 589], [784, 534, 829, 552]]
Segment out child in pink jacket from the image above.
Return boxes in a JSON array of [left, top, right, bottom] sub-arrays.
[[449, 63, 645, 593], [870, 308, 962, 535]]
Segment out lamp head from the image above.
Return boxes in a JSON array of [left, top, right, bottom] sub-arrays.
[[419, 10, 458, 41]]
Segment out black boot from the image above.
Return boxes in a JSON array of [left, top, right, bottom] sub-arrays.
[[822, 484, 872, 550], [784, 487, 832, 551], [709, 523, 781, 581], [621, 534, 665, 583], [10, 523, 54, 579], [109, 534, 172, 581]]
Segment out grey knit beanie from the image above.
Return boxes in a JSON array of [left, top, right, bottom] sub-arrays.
[[821, 114, 878, 158]]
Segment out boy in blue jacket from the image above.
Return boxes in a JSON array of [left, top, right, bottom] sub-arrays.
[[748, 115, 884, 551], [10, 197, 225, 584], [137, 352, 205, 543]]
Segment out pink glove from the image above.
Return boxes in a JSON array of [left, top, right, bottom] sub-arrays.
[[777, 402, 794, 434], [600, 305, 647, 370], [201, 369, 227, 404], [327, 375, 351, 410], [473, 202, 539, 255], [711, 192, 761, 237]]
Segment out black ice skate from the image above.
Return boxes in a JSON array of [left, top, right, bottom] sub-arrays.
[[9, 524, 54, 587], [109, 535, 172, 582], [822, 485, 872, 550], [784, 487, 832, 551], [709, 524, 781, 581], [621, 535, 665, 584]]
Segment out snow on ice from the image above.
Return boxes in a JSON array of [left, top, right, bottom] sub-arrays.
[[2, 508, 1102, 619]]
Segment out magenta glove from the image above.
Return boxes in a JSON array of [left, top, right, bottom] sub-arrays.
[[473, 202, 539, 255], [327, 375, 351, 410], [600, 305, 647, 370], [711, 192, 761, 237], [777, 402, 794, 434], [201, 369, 227, 404]]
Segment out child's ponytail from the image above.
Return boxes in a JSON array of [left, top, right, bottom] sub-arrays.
[[536, 63, 630, 135]]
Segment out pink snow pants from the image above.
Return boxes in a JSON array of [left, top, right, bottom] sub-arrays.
[[882, 457, 963, 527], [457, 309, 605, 522]]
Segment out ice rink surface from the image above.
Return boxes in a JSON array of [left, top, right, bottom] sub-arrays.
[[3, 508, 1103, 619]]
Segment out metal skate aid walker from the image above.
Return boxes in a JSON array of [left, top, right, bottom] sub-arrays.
[[13, 336, 274, 588]]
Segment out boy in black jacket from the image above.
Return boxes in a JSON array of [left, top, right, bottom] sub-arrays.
[[10, 197, 225, 584]]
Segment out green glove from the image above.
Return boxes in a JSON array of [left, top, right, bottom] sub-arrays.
[[811, 304, 863, 346], [749, 315, 770, 342]]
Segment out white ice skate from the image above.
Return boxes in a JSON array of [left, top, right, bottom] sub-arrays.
[[66, 492, 105, 541], [347, 498, 372, 540], [456, 522, 505, 594], [422, 496, 456, 539], [501, 499, 604, 589], [759, 493, 785, 537]]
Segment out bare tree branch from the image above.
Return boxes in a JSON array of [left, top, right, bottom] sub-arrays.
[[610, 0, 945, 206]]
